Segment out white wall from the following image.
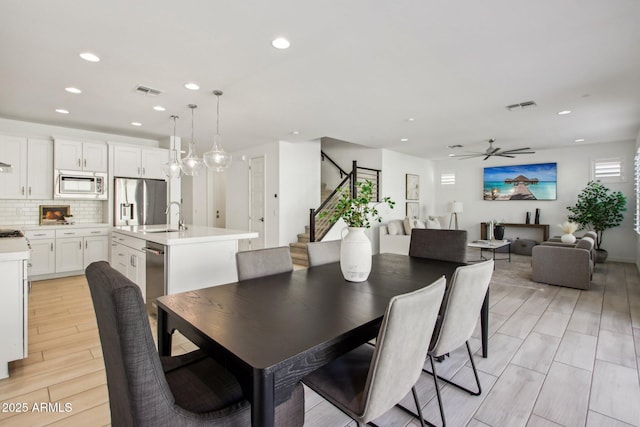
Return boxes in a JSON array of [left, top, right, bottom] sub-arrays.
[[635, 129, 640, 271], [278, 140, 321, 245], [226, 142, 280, 248], [434, 140, 636, 262]]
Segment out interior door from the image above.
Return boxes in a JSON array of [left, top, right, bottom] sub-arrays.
[[249, 156, 266, 249]]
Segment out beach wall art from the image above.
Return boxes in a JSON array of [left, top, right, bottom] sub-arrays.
[[483, 162, 557, 201]]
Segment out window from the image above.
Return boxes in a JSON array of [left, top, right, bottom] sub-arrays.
[[440, 172, 455, 185], [592, 158, 623, 182]]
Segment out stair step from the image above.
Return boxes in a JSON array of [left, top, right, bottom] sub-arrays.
[[290, 242, 307, 250], [297, 233, 310, 243]]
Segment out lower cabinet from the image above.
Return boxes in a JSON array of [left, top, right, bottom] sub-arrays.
[[111, 232, 146, 299], [25, 227, 109, 277]]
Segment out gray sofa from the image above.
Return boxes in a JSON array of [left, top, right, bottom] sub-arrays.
[[531, 236, 595, 289]]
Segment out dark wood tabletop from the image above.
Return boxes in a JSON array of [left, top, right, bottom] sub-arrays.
[[156, 253, 471, 427]]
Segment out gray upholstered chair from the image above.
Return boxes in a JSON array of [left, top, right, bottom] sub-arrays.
[[544, 231, 598, 265], [85, 261, 304, 427], [424, 260, 494, 427], [235, 246, 293, 281], [306, 239, 341, 267], [531, 236, 594, 289], [303, 277, 446, 427], [409, 229, 468, 263]]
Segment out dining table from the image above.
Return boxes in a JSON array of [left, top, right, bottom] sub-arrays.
[[156, 253, 489, 427]]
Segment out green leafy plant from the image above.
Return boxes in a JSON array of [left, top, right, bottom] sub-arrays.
[[323, 180, 395, 228], [566, 181, 626, 250]]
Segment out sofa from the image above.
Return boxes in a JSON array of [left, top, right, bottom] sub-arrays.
[[379, 216, 445, 255], [531, 236, 595, 289]]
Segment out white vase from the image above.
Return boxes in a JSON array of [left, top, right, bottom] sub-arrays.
[[561, 233, 576, 243], [340, 227, 372, 282]]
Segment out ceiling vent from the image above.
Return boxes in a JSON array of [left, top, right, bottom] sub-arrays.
[[134, 85, 163, 96], [506, 100, 537, 111]]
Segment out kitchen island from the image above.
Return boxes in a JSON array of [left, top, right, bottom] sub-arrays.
[[0, 236, 30, 378], [112, 225, 257, 297]]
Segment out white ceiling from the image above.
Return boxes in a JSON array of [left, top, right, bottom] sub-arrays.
[[1, 0, 639, 160]]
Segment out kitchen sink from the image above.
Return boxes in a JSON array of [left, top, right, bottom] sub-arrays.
[[144, 229, 180, 233]]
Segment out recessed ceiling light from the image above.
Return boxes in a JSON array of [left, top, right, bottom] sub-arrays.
[[290, 130, 300, 135], [448, 154, 455, 157], [406, 118, 415, 122], [131, 122, 142, 127], [557, 110, 572, 115], [184, 83, 200, 90], [400, 138, 409, 142], [79, 52, 100, 62], [65, 87, 82, 94], [55, 109, 69, 114], [153, 105, 166, 111], [272, 37, 291, 49], [575, 138, 585, 142]]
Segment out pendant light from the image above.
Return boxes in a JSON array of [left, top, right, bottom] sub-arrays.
[[180, 104, 204, 176], [0, 162, 12, 173], [162, 115, 182, 179], [204, 90, 232, 172]]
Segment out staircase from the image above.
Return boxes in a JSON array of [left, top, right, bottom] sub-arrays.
[[289, 186, 333, 267]]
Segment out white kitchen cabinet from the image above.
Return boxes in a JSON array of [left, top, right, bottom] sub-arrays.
[[0, 258, 28, 379], [54, 228, 109, 273], [0, 136, 53, 200], [84, 235, 109, 268], [111, 231, 146, 298], [55, 139, 107, 172], [24, 230, 56, 276], [55, 237, 84, 273], [113, 145, 168, 179]]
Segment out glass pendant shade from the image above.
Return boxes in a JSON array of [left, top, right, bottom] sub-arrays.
[[180, 105, 204, 176], [163, 115, 182, 178], [204, 134, 232, 172], [204, 90, 232, 172]]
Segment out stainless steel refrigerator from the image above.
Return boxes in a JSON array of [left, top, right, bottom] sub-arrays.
[[114, 178, 167, 226]]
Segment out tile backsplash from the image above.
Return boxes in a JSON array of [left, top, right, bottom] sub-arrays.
[[0, 199, 106, 226]]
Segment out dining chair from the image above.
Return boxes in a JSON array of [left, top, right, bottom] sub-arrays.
[[306, 239, 341, 266], [423, 259, 494, 427], [235, 246, 294, 281], [303, 276, 446, 427], [85, 261, 304, 427], [409, 229, 468, 263]]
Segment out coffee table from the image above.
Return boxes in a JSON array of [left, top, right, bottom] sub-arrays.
[[468, 239, 511, 264]]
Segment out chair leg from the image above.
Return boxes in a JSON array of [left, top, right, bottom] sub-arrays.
[[422, 341, 482, 396], [411, 386, 426, 427], [429, 355, 447, 427]]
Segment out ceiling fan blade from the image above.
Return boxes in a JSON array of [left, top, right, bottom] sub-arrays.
[[495, 153, 516, 158], [489, 147, 500, 155], [483, 155, 491, 160], [501, 147, 534, 153], [449, 152, 484, 158]]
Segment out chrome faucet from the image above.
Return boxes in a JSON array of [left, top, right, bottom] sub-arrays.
[[165, 201, 186, 231]]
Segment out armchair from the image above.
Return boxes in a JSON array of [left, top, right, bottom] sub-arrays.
[[531, 236, 595, 289]]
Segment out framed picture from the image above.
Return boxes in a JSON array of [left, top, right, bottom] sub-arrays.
[[406, 202, 420, 219], [406, 174, 419, 200], [40, 205, 70, 225], [483, 162, 557, 201]]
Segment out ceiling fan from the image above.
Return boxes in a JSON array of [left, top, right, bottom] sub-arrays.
[[451, 139, 535, 160]]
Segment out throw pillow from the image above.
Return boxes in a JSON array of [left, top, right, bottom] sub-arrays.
[[387, 220, 403, 235], [426, 217, 441, 229], [414, 219, 426, 229], [403, 217, 415, 235]]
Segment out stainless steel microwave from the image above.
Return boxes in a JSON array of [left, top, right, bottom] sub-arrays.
[[54, 170, 108, 199]]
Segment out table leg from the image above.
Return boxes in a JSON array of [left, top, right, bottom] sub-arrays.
[[481, 289, 489, 358], [157, 308, 172, 357], [252, 369, 275, 427]]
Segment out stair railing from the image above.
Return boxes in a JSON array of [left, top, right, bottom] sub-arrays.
[[309, 160, 382, 242]]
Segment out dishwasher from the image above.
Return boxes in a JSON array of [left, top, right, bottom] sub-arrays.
[[144, 241, 166, 316]]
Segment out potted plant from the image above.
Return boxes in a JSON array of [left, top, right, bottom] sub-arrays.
[[566, 181, 626, 262], [323, 180, 395, 282]]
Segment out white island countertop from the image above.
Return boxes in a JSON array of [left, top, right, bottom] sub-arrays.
[[0, 237, 30, 261], [113, 224, 258, 246]]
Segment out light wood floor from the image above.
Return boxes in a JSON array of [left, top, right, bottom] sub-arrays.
[[0, 255, 639, 426]]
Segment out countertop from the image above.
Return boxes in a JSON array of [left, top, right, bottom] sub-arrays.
[[113, 224, 258, 246], [0, 237, 30, 261]]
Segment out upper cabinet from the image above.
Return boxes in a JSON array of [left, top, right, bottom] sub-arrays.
[[0, 135, 53, 200], [113, 145, 168, 180], [54, 139, 107, 172]]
